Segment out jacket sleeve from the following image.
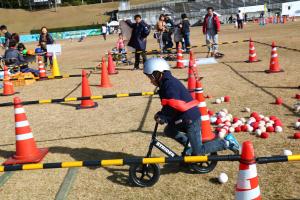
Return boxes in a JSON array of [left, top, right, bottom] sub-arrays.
[[48, 34, 54, 44], [126, 20, 134, 28], [159, 84, 180, 122], [215, 16, 221, 32], [202, 16, 207, 34], [18, 52, 26, 63]]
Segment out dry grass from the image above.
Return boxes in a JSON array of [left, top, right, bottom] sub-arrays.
[[0, 21, 299, 199], [0, 0, 159, 34]]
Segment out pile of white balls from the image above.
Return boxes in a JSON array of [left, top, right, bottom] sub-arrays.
[[210, 108, 284, 139]]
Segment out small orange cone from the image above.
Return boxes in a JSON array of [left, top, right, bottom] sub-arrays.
[[99, 57, 112, 88], [77, 70, 98, 110], [176, 43, 184, 69], [187, 51, 198, 99], [265, 42, 284, 73], [37, 56, 47, 79], [2, 66, 16, 96], [3, 97, 48, 165], [195, 79, 216, 142], [246, 38, 260, 63], [235, 141, 261, 200], [107, 51, 118, 75]]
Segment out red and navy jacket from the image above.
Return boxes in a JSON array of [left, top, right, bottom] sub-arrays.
[[158, 71, 200, 124], [202, 14, 221, 34]]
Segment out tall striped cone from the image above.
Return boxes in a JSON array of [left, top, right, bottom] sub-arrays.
[[3, 97, 48, 165], [99, 57, 112, 88], [195, 79, 215, 142], [2, 66, 16, 96], [235, 141, 261, 200], [176, 43, 184, 69], [187, 51, 198, 99], [76, 70, 98, 110], [52, 53, 61, 77], [107, 51, 118, 75], [265, 42, 284, 73], [246, 38, 260, 63], [37, 56, 47, 79]]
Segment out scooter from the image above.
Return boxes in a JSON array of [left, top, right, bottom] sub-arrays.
[[128, 123, 219, 187]]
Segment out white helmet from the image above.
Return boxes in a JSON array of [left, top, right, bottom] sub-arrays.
[[143, 58, 170, 75]]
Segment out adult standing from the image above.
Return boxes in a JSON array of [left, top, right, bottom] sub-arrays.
[[164, 14, 174, 52], [237, 10, 244, 29], [126, 15, 150, 70], [102, 25, 107, 40], [38, 26, 54, 67], [156, 14, 166, 51], [203, 7, 221, 58], [181, 13, 191, 53]]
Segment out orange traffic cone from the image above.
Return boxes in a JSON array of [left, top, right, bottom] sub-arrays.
[[2, 66, 16, 96], [235, 141, 261, 200], [3, 97, 48, 165], [77, 70, 98, 110], [187, 51, 198, 99], [107, 51, 118, 75], [37, 56, 47, 79], [265, 42, 284, 73], [195, 79, 216, 142], [99, 57, 112, 88], [246, 38, 260, 63], [176, 43, 184, 69]]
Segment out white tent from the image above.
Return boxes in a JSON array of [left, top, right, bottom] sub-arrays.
[[108, 21, 119, 26]]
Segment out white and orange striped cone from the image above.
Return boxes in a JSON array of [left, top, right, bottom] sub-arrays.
[[37, 56, 47, 79], [176, 43, 184, 69], [195, 79, 216, 142], [3, 97, 48, 165], [246, 38, 260, 63], [235, 141, 261, 200], [265, 42, 284, 73]]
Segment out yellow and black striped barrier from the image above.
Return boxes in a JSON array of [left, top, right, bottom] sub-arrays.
[[252, 40, 300, 52], [0, 154, 299, 172], [0, 92, 157, 107], [0, 74, 82, 82], [111, 40, 249, 55]]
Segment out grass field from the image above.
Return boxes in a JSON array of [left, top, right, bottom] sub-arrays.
[[0, 0, 158, 34], [0, 20, 299, 199]]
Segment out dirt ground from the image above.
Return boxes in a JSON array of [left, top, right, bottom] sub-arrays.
[[0, 21, 299, 200]]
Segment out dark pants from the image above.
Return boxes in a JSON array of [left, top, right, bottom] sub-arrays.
[[237, 20, 243, 29], [134, 51, 147, 69], [20, 66, 39, 77], [164, 119, 226, 155], [183, 32, 191, 52]]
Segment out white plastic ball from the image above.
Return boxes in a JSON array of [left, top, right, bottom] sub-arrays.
[[216, 99, 222, 104], [244, 107, 251, 113], [266, 123, 273, 127], [283, 149, 293, 156], [269, 120, 275, 125], [264, 117, 270, 122], [220, 97, 225, 102], [218, 173, 228, 184], [275, 126, 283, 133], [255, 129, 262, 136], [225, 121, 231, 126], [295, 122, 300, 129], [259, 127, 266, 133], [259, 115, 265, 119], [236, 120, 243, 126], [218, 111, 226, 118], [221, 108, 228, 114], [247, 125, 254, 133], [218, 130, 227, 139], [229, 127, 235, 133], [210, 117, 217, 124], [240, 118, 246, 123]]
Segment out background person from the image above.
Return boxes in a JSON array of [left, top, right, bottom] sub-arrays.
[[203, 7, 221, 58], [181, 13, 191, 53], [0, 25, 12, 49], [237, 10, 244, 29], [156, 14, 166, 51], [126, 14, 150, 70], [38, 26, 54, 68]]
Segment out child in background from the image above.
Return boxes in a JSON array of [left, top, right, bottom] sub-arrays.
[[0, 25, 12, 49], [174, 22, 184, 50], [17, 43, 27, 55], [3, 40, 39, 76], [38, 26, 54, 67], [116, 33, 127, 63]]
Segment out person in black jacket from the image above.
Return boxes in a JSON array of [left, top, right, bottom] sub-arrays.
[[0, 25, 12, 49], [180, 13, 191, 53], [126, 15, 150, 70], [38, 26, 54, 67]]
